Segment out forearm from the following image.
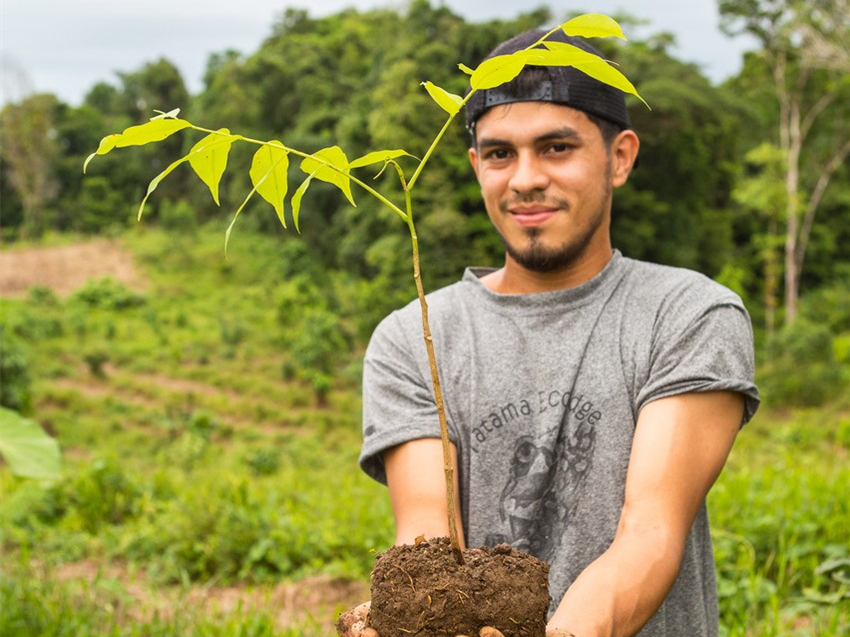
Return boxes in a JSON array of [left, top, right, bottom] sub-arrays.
[[550, 392, 744, 636], [548, 521, 684, 637], [385, 439, 465, 549]]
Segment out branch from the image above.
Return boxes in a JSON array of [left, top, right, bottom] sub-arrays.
[[795, 136, 850, 269], [800, 89, 838, 143], [772, 50, 791, 150]]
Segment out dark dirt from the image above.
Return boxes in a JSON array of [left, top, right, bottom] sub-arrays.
[[368, 537, 550, 637]]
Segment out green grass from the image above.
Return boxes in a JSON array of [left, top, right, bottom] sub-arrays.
[[709, 403, 850, 636], [1, 226, 848, 635], [1, 553, 328, 637]]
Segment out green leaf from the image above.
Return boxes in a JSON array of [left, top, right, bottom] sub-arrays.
[[225, 186, 260, 255], [350, 149, 413, 169], [815, 558, 850, 584], [249, 142, 290, 228], [115, 118, 191, 150], [802, 586, 849, 604], [458, 63, 474, 75], [540, 43, 648, 108], [83, 135, 120, 172], [137, 154, 191, 220], [421, 81, 463, 115], [0, 407, 61, 480], [299, 146, 355, 207], [470, 51, 544, 90], [189, 129, 237, 206], [152, 108, 181, 119], [561, 13, 626, 40], [84, 118, 190, 172], [291, 174, 315, 233]]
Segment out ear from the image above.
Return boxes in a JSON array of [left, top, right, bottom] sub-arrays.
[[468, 146, 481, 180], [611, 130, 640, 188]]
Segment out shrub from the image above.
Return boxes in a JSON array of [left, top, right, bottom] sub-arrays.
[[0, 326, 33, 413], [83, 346, 110, 377], [760, 318, 846, 407], [290, 308, 349, 377], [243, 448, 281, 476], [65, 457, 142, 533], [157, 198, 198, 231], [6, 306, 64, 341], [27, 285, 60, 306], [70, 277, 146, 310], [75, 175, 129, 233]]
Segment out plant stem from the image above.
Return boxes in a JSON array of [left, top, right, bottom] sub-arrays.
[[401, 181, 464, 565]]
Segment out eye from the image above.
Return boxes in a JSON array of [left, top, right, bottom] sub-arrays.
[[546, 142, 573, 154], [484, 148, 512, 161]]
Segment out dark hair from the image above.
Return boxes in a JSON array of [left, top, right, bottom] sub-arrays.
[[585, 113, 622, 148]]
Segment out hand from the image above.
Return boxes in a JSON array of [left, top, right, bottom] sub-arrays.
[[546, 630, 579, 637], [336, 601, 374, 637], [335, 606, 507, 637]]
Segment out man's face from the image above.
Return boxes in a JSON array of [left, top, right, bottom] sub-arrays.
[[469, 102, 624, 274]]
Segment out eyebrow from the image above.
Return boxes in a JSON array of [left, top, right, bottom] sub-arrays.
[[477, 126, 583, 150]]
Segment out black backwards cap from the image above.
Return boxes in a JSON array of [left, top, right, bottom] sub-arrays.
[[465, 29, 632, 132]]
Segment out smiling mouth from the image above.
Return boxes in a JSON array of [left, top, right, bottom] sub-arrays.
[[509, 208, 558, 227]]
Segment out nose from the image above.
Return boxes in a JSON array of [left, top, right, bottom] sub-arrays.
[[507, 151, 549, 194]]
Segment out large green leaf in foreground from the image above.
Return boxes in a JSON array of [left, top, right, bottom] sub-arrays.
[[0, 407, 61, 480]]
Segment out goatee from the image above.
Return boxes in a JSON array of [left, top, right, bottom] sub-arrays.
[[501, 226, 597, 273]]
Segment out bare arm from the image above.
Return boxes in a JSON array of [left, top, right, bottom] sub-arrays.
[[384, 437, 465, 548], [548, 390, 744, 637]]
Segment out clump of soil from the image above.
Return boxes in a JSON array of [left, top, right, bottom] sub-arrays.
[[368, 537, 549, 637]]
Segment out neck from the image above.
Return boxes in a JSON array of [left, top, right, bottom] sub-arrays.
[[482, 243, 614, 295]]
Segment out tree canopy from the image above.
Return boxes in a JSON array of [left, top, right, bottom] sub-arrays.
[[1, 0, 847, 368]]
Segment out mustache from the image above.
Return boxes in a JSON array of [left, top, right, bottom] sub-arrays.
[[499, 194, 570, 213]]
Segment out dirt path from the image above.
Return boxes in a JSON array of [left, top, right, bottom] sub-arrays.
[[0, 239, 146, 298]]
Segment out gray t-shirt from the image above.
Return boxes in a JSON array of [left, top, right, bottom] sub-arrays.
[[360, 251, 759, 637]]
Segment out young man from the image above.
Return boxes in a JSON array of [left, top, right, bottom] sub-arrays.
[[341, 30, 759, 637]]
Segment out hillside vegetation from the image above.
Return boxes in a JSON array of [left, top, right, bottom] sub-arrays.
[[1, 227, 847, 636]]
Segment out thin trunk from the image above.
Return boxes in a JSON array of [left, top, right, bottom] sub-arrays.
[[764, 216, 778, 349], [776, 49, 802, 324], [795, 137, 850, 274], [783, 120, 801, 324], [408, 218, 464, 566]]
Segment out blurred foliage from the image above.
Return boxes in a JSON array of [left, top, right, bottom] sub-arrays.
[[0, 327, 33, 414]]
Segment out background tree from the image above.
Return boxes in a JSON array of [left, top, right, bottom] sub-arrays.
[[0, 94, 60, 237], [612, 31, 744, 276], [732, 143, 787, 341], [719, 0, 850, 323]]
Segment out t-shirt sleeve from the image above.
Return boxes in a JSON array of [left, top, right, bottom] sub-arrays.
[[635, 295, 760, 425], [358, 311, 453, 484]]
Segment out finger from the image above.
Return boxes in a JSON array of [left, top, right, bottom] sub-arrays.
[[479, 628, 506, 637], [335, 602, 372, 637], [352, 601, 371, 619], [361, 630, 379, 637]]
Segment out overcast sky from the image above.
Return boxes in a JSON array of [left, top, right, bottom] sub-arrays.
[[1, 0, 758, 106]]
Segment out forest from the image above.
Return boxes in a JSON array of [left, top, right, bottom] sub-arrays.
[[1, 1, 848, 635]]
